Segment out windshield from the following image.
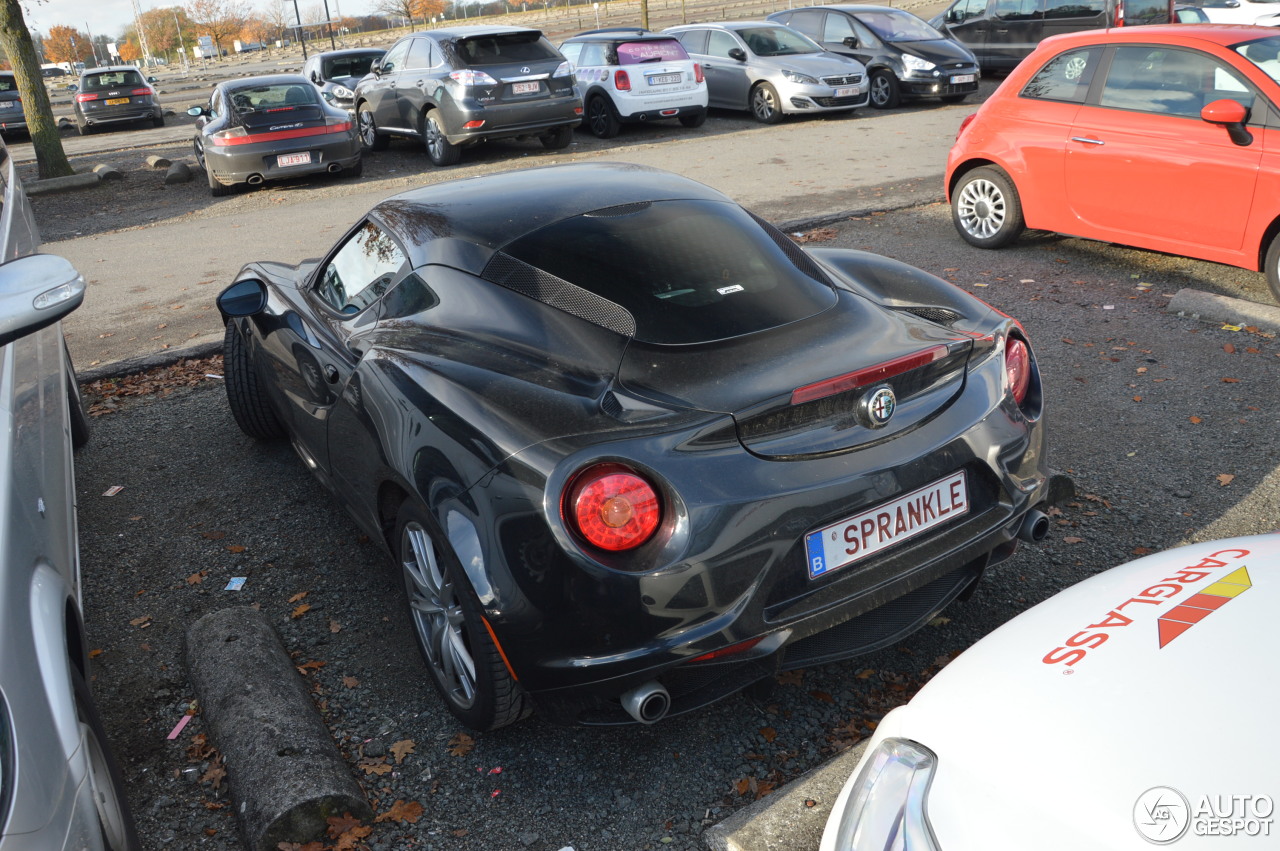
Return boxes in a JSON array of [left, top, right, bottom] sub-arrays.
[[854, 9, 943, 42], [227, 83, 320, 113], [738, 26, 822, 56], [322, 53, 382, 80], [1237, 36, 1280, 83], [501, 199, 835, 344]]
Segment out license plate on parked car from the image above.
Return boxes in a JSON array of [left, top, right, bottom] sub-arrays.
[[105, 97, 130, 106], [0, 102, 11, 110], [512, 81, 540, 94], [834, 86, 857, 97], [277, 152, 312, 167], [647, 73, 681, 86], [804, 471, 969, 580], [951, 74, 975, 84]]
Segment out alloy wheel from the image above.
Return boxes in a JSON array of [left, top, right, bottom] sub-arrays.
[[358, 110, 377, 148], [870, 76, 891, 107], [751, 85, 778, 122], [401, 522, 477, 709], [955, 177, 1007, 240]]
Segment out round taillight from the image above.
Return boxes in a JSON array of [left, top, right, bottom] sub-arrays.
[[566, 465, 660, 552], [1005, 336, 1031, 405]]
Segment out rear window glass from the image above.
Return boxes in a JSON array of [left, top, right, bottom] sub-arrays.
[[227, 83, 319, 113], [851, 9, 943, 41], [322, 53, 382, 79], [458, 33, 560, 65], [0, 76, 14, 93], [82, 70, 145, 91], [617, 39, 689, 64], [502, 200, 836, 344]]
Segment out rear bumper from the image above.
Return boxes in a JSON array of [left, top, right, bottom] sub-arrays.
[[620, 103, 706, 124], [439, 93, 583, 145], [78, 104, 161, 126], [206, 134, 362, 186]]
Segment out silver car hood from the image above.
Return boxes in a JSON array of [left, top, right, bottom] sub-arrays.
[[755, 51, 865, 76]]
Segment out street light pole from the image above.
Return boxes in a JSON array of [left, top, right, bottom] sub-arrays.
[[291, 0, 308, 59], [322, 0, 336, 50]]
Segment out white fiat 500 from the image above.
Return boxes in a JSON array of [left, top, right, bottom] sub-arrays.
[[823, 534, 1278, 851]]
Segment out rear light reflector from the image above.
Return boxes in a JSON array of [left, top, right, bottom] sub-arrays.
[[564, 464, 660, 552], [694, 63, 704, 83], [790, 345, 949, 405], [614, 70, 631, 91], [690, 636, 765, 663], [210, 119, 352, 146], [955, 113, 976, 141], [1005, 337, 1031, 405], [130, 88, 152, 96], [462, 119, 484, 129]]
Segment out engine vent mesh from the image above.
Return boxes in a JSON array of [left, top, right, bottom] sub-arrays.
[[904, 306, 963, 326], [482, 252, 637, 337]]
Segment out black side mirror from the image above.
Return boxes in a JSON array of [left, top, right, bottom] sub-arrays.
[[842, 36, 859, 48], [728, 47, 747, 62], [217, 278, 269, 317], [947, 8, 963, 22]]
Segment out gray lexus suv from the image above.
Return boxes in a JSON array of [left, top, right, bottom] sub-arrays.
[[353, 25, 582, 166]]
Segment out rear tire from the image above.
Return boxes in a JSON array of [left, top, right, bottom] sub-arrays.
[[869, 69, 901, 109], [65, 344, 91, 450], [206, 160, 231, 198], [152, 111, 165, 127], [345, 156, 364, 178], [678, 110, 707, 128], [586, 94, 620, 138], [223, 320, 285, 440], [73, 668, 142, 851], [424, 110, 461, 166], [1264, 232, 1280, 305], [395, 501, 530, 731], [540, 124, 573, 150], [951, 166, 1025, 249], [76, 119, 93, 136]]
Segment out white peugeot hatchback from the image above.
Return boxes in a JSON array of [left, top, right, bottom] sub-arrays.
[[559, 29, 709, 137]]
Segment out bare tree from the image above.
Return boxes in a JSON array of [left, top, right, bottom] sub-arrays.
[[372, 0, 416, 26], [0, 0, 72, 178], [187, 0, 248, 56]]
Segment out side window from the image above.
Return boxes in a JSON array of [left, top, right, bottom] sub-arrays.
[[822, 13, 857, 44], [1021, 46, 1101, 102], [706, 30, 741, 59], [1043, 0, 1103, 18], [992, 0, 1043, 21], [580, 42, 607, 65], [559, 42, 583, 64], [950, 0, 990, 21], [676, 29, 708, 54], [406, 38, 433, 70], [1100, 46, 1250, 119], [316, 221, 408, 315], [786, 11, 823, 40], [381, 39, 411, 74], [379, 273, 439, 319]]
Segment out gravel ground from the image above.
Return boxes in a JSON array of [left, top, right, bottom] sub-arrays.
[[74, 203, 1280, 851]]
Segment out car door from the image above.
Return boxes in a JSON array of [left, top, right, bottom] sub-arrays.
[[818, 11, 885, 70], [1065, 45, 1263, 257], [701, 30, 752, 108], [365, 38, 411, 130], [986, 0, 1045, 68], [257, 219, 409, 473], [396, 37, 435, 130], [939, 0, 996, 66]]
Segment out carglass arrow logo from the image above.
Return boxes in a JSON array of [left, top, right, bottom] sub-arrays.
[[1157, 567, 1251, 648]]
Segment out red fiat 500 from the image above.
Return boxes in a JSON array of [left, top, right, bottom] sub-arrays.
[[946, 25, 1280, 302]]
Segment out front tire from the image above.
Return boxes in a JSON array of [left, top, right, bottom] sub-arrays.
[[66, 344, 91, 450], [1264, 232, 1280, 304], [869, 70, 901, 109], [223, 320, 285, 440], [952, 166, 1025, 249], [73, 668, 142, 851], [750, 82, 783, 124], [357, 103, 389, 151], [395, 502, 530, 731], [424, 110, 461, 167], [586, 94, 620, 138]]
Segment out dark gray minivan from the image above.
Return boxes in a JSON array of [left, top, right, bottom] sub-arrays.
[[929, 0, 1175, 70]]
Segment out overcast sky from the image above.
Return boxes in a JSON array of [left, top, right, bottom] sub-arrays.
[[27, 0, 376, 47]]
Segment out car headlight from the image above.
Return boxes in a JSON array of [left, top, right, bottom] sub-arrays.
[[782, 69, 818, 85], [829, 738, 941, 851], [333, 84, 354, 99], [902, 54, 937, 74]]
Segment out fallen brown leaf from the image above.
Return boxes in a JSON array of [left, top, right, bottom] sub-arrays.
[[390, 739, 416, 764], [759, 727, 777, 743], [1217, 473, 1235, 487], [1063, 536, 1085, 544], [326, 813, 364, 839], [447, 732, 475, 757], [288, 591, 309, 603], [291, 603, 311, 619], [226, 545, 246, 553], [342, 676, 360, 689], [374, 799, 424, 824]]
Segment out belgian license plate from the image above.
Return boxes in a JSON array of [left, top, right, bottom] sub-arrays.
[[951, 74, 976, 84], [105, 97, 130, 105], [0, 102, 11, 109], [834, 86, 856, 97], [512, 81, 540, 94], [277, 152, 311, 167], [804, 471, 969, 580], [648, 73, 681, 85]]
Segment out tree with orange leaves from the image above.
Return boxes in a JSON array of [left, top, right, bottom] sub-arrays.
[[44, 25, 93, 65], [118, 40, 142, 62]]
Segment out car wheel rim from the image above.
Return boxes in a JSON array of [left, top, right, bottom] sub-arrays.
[[956, 177, 1006, 239], [402, 521, 476, 708], [81, 719, 129, 849], [871, 76, 890, 106], [752, 88, 776, 121], [588, 100, 608, 135], [359, 111, 376, 147], [426, 118, 445, 159]]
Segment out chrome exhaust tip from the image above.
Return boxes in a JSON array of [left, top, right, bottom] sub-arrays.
[[327, 162, 342, 173], [246, 173, 264, 186], [620, 680, 670, 724], [1018, 508, 1049, 543]]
